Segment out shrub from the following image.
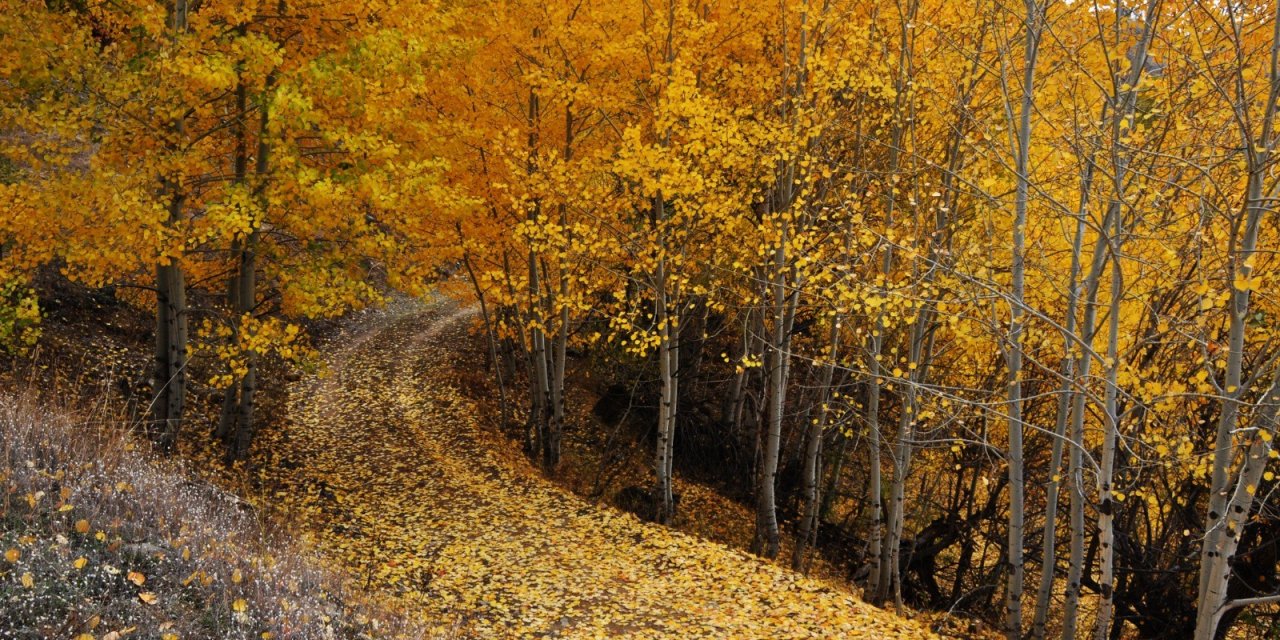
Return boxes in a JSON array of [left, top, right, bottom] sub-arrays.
[[0, 280, 39, 355]]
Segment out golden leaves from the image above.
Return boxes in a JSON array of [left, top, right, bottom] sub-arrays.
[[1233, 275, 1264, 292], [242, 304, 937, 638]]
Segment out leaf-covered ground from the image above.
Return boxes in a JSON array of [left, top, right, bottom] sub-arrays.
[[244, 299, 936, 638]]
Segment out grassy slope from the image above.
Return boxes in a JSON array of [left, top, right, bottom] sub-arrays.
[[0, 394, 427, 639]]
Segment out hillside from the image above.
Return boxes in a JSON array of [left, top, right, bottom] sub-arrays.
[[0, 291, 941, 639], [236, 298, 938, 638], [0, 394, 420, 639]]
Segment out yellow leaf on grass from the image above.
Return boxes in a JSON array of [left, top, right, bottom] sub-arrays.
[[127, 571, 145, 586], [4, 548, 18, 563], [74, 519, 90, 534], [20, 572, 33, 588], [231, 568, 243, 584], [73, 557, 87, 569], [232, 598, 248, 612], [138, 592, 158, 605]]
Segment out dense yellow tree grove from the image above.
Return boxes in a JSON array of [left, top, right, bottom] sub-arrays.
[[4, 0, 1280, 638]]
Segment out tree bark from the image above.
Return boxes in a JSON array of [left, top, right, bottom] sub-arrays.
[[753, 225, 794, 559], [1093, 10, 1161, 635], [793, 316, 840, 571], [151, 0, 190, 453], [1003, 2, 1045, 635], [1194, 370, 1280, 639], [1196, 7, 1280, 633], [653, 194, 678, 525], [1030, 155, 1089, 640]]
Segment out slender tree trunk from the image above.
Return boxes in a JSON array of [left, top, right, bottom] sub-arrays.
[[793, 316, 840, 571], [1093, 209, 1123, 640], [223, 78, 273, 463], [653, 193, 679, 525], [754, 223, 793, 559], [1094, 10, 1160, 633], [529, 249, 550, 458], [216, 79, 247, 444], [873, 1, 918, 599], [653, 267, 676, 523], [544, 260, 566, 471], [523, 81, 552, 464], [217, 67, 249, 448], [865, 308, 889, 603], [820, 416, 849, 521], [216, 249, 242, 444], [1194, 370, 1280, 639], [152, 0, 190, 453], [543, 103, 574, 472], [1031, 157, 1091, 640], [1004, 2, 1045, 634], [230, 229, 258, 461], [1196, 9, 1279, 631], [1062, 391, 1086, 640], [153, 256, 188, 452], [463, 250, 509, 431], [1059, 3, 1163, 621], [734, 308, 765, 437], [887, 356, 916, 611], [725, 309, 751, 429], [1062, 214, 1114, 639], [665, 287, 680, 494]]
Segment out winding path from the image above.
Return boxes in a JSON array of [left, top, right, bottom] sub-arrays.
[[255, 298, 933, 638]]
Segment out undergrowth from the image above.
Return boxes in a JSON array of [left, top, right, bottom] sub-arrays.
[[0, 392, 431, 639]]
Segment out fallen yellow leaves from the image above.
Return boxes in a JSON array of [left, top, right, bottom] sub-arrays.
[[238, 304, 938, 639]]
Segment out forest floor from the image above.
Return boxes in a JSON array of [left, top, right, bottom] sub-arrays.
[[235, 296, 937, 638]]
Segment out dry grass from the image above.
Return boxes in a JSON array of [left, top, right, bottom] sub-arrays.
[[0, 391, 431, 640]]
